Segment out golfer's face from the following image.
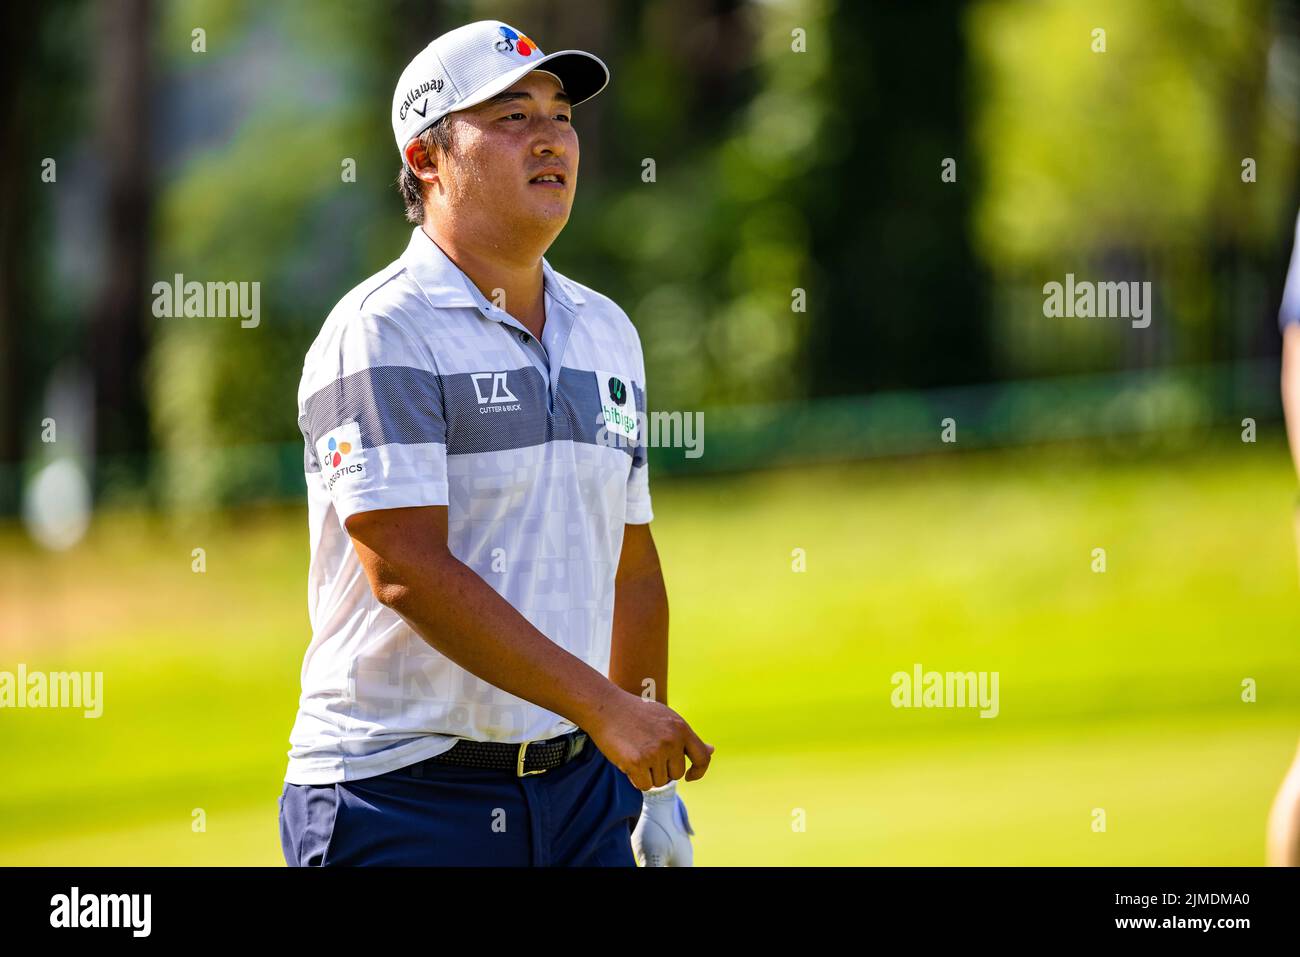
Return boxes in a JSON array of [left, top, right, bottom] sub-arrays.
[[454, 71, 578, 233]]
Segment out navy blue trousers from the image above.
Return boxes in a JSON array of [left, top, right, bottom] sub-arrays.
[[279, 739, 643, 866]]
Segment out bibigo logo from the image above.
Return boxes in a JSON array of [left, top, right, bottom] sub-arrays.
[[595, 370, 638, 441]]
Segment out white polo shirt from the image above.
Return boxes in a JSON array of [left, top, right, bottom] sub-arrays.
[[284, 227, 652, 785]]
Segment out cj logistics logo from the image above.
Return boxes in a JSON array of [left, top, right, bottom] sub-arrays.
[[319, 423, 364, 491], [494, 25, 541, 59]]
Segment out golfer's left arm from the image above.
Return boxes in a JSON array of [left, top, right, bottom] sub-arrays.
[[610, 521, 697, 865], [609, 522, 669, 707]]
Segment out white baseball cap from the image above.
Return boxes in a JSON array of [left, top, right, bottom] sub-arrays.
[[392, 20, 610, 166]]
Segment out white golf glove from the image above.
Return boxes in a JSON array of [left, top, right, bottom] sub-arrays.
[[631, 779, 695, 867]]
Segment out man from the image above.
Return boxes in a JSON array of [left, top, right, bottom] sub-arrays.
[[278, 19, 709, 867], [1268, 208, 1300, 866]]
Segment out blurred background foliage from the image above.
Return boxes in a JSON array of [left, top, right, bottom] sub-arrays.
[[971, 0, 1300, 377], [3, 0, 1300, 510]]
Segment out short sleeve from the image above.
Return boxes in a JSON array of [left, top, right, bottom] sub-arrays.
[[1282, 210, 1300, 331], [625, 341, 654, 525], [298, 312, 449, 524]]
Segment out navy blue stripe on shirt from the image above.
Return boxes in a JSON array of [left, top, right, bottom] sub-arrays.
[[301, 365, 645, 472], [300, 365, 446, 472]]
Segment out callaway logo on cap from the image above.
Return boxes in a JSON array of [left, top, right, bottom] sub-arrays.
[[391, 20, 610, 166]]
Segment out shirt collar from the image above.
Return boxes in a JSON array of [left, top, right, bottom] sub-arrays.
[[400, 226, 586, 316]]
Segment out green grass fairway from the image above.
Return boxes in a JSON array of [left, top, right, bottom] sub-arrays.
[[2, 443, 1299, 865]]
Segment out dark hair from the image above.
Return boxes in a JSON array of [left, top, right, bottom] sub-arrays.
[[397, 115, 455, 224]]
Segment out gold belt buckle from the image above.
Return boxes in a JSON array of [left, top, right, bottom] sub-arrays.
[[516, 739, 547, 777]]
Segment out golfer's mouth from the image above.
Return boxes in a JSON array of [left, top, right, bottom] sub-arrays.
[[528, 169, 567, 189]]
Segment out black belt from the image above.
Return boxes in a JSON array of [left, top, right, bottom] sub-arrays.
[[415, 728, 590, 777]]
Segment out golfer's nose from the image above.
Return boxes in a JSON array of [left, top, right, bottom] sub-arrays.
[[533, 134, 564, 158]]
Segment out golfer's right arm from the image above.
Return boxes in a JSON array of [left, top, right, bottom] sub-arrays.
[[344, 504, 712, 789]]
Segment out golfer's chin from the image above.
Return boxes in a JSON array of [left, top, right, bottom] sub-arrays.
[[515, 198, 573, 238]]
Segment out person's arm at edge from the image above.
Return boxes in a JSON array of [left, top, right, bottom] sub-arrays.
[[1268, 740, 1300, 866], [1282, 325, 1300, 481], [1271, 324, 1300, 866]]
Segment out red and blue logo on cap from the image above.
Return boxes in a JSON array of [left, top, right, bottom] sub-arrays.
[[494, 25, 541, 59]]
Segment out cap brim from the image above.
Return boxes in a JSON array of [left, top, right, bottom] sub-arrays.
[[527, 50, 610, 106], [451, 49, 610, 117]]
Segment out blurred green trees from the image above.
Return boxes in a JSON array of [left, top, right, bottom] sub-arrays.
[[6, 0, 1300, 509], [969, 0, 1300, 373], [148, 0, 439, 505]]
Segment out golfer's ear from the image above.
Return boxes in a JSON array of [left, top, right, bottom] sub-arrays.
[[404, 139, 438, 183]]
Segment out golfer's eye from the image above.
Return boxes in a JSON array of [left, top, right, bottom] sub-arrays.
[[555, 114, 571, 123], [503, 112, 527, 121]]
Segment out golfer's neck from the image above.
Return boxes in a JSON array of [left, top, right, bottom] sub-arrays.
[[424, 224, 547, 337]]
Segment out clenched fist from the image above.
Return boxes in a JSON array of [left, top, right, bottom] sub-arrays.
[[586, 690, 713, 791]]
